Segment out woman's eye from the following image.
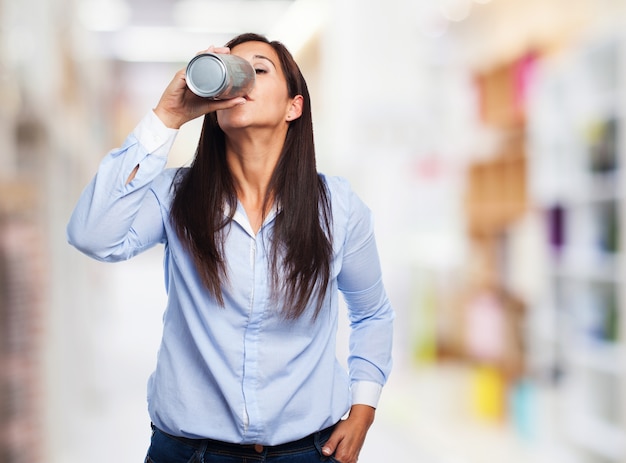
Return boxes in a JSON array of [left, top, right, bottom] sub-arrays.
[[255, 68, 267, 74]]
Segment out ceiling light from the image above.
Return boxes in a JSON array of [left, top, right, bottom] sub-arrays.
[[105, 27, 233, 62], [77, 0, 131, 32], [269, 0, 330, 54], [173, 0, 293, 34], [440, 0, 472, 22]]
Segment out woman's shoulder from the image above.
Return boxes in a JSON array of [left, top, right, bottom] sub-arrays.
[[319, 173, 351, 196], [319, 173, 369, 216], [319, 174, 373, 247]]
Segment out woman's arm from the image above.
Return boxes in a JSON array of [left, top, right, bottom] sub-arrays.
[[66, 111, 175, 261], [329, 185, 395, 462], [339, 192, 394, 397], [68, 47, 248, 261]]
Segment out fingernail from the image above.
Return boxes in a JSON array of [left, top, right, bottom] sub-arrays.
[[322, 447, 331, 456]]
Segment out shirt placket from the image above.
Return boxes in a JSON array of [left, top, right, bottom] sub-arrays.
[[241, 233, 265, 440]]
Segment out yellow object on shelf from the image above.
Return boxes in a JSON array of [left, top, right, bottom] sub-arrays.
[[470, 365, 505, 421]]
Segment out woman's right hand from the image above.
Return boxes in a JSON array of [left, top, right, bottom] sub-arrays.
[[153, 46, 246, 129]]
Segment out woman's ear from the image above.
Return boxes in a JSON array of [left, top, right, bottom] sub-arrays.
[[286, 95, 304, 121]]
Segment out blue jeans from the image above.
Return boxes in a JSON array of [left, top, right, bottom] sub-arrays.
[[144, 424, 339, 463]]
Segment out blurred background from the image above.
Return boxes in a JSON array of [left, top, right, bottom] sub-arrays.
[[1, 0, 626, 461]]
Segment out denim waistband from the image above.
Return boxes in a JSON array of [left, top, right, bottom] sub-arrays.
[[152, 423, 336, 456]]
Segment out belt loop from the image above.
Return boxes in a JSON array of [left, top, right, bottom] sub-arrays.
[[313, 429, 324, 455], [195, 440, 208, 462]]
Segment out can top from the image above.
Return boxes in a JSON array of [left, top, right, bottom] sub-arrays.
[[186, 54, 227, 98]]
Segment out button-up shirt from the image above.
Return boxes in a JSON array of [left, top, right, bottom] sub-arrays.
[[67, 111, 394, 445]]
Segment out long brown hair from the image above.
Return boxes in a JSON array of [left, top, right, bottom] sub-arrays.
[[170, 33, 333, 320]]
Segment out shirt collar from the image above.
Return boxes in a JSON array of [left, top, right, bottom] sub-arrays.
[[224, 201, 281, 238]]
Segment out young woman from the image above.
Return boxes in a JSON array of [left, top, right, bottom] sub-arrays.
[[67, 33, 394, 463]]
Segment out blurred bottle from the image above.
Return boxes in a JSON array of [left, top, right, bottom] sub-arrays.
[[186, 53, 255, 99]]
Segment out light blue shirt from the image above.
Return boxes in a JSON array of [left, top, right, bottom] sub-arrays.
[[67, 111, 394, 446]]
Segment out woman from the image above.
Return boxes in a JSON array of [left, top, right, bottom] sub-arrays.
[[67, 33, 394, 463]]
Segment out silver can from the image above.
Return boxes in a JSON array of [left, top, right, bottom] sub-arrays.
[[185, 53, 256, 99]]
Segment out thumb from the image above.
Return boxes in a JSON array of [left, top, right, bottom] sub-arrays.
[[322, 433, 340, 457]]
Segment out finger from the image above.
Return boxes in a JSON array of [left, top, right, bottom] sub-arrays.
[[210, 97, 246, 110], [196, 45, 230, 56], [321, 431, 340, 457], [195, 45, 215, 56], [194, 97, 246, 117], [159, 69, 189, 97], [322, 444, 335, 457], [334, 440, 358, 463], [212, 46, 231, 54]]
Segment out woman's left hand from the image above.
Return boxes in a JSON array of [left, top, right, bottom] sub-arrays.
[[321, 405, 375, 463]]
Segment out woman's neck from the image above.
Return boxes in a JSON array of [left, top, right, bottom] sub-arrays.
[[226, 131, 284, 232]]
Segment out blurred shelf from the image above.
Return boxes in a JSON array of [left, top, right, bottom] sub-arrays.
[[527, 30, 626, 463], [548, 250, 620, 282], [563, 172, 623, 204], [566, 338, 625, 375], [566, 413, 626, 462]]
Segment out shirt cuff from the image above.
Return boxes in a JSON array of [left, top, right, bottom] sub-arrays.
[[133, 110, 179, 157], [351, 381, 382, 409]]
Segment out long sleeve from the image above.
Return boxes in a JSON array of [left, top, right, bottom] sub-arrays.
[[336, 183, 394, 408], [67, 111, 178, 261]]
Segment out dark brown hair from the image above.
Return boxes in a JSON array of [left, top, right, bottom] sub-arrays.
[[170, 33, 332, 320]]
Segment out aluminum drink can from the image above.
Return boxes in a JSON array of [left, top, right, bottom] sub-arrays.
[[185, 53, 255, 99]]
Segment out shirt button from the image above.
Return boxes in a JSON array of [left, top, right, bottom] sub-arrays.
[[254, 444, 264, 453]]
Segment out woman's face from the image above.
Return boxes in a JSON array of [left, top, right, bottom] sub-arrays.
[[216, 41, 300, 133]]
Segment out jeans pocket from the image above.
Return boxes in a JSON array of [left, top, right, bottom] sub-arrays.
[[314, 439, 340, 462], [147, 428, 198, 463]]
